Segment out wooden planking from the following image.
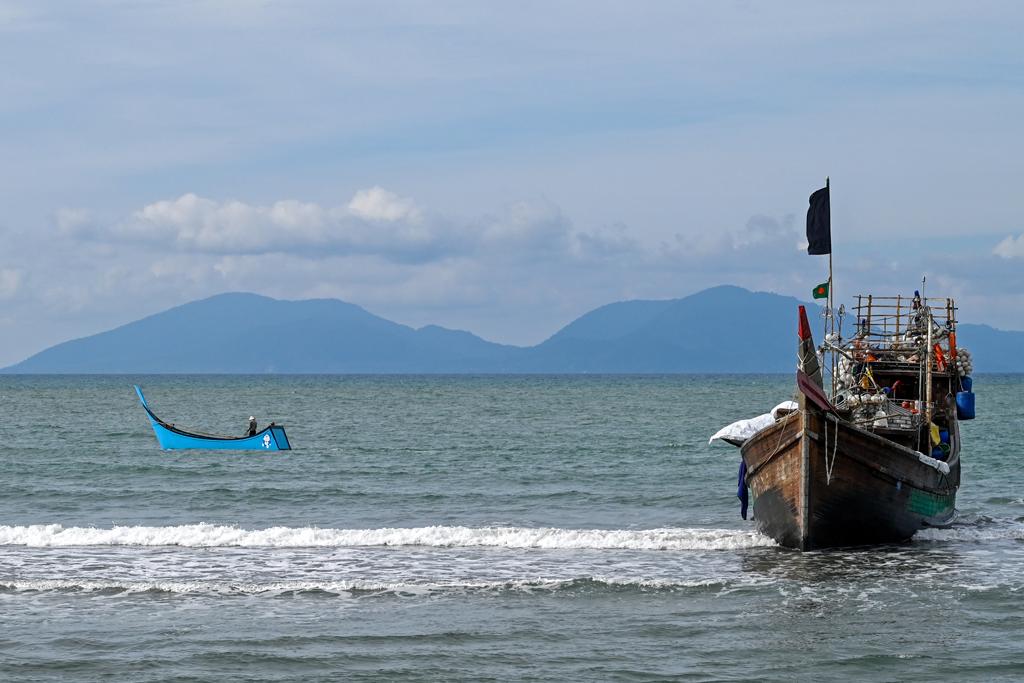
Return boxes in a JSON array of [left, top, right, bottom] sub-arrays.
[[742, 403, 959, 550]]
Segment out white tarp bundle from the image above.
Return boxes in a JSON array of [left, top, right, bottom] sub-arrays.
[[708, 413, 775, 446], [708, 401, 798, 446]]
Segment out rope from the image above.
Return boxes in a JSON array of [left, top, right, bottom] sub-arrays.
[[824, 415, 839, 485], [769, 413, 790, 458], [758, 411, 797, 469]]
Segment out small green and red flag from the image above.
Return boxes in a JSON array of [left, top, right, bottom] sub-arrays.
[[812, 281, 830, 300]]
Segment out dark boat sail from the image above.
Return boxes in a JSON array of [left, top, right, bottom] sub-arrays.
[[711, 181, 974, 550]]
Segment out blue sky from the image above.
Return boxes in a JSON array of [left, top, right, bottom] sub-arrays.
[[2, 1, 1024, 365]]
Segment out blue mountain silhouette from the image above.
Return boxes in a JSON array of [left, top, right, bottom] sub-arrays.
[[4, 286, 1020, 373]]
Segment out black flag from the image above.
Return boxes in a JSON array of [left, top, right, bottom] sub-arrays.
[[806, 180, 831, 255]]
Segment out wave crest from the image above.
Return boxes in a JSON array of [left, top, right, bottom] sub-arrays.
[[0, 576, 731, 596], [0, 523, 774, 551]]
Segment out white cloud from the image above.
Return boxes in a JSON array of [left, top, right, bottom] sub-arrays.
[[84, 189, 442, 258], [125, 193, 330, 252], [62, 189, 605, 265], [994, 234, 1024, 259], [347, 186, 421, 223]]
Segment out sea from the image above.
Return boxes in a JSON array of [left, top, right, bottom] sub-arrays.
[[1, 374, 1022, 682]]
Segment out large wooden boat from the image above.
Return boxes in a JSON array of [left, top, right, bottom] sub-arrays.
[[739, 297, 971, 550]]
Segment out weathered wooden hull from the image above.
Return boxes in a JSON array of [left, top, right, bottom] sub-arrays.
[[740, 404, 959, 550]]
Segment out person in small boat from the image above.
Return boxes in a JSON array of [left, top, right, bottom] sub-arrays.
[[247, 416, 257, 436]]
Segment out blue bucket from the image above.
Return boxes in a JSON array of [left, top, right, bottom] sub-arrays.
[[956, 391, 975, 420], [960, 376, 973, 392]]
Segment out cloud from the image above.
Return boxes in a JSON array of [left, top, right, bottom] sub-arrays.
[[60, 189, 620, 266], [347, 186, 421, 222], [658, 213, 803, 266], [125, 193, 330, 252], [0, 268, 22, 300], [730, 214, 799, 250], [994, 233, 1024, 259], [64, 189, 448, 260], [55, 207, 94, 235], [479, 199, 572, 257], [572, 223, 641, 261]]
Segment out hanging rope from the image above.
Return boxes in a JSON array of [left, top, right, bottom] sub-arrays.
[[824, 415, 839, 485]]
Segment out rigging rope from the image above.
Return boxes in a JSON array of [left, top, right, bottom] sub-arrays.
[[824, 415, 839, 485]]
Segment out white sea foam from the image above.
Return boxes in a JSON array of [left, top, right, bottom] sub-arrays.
[[915, 523, 1024, 543], [0, 523, 774, 551], [0, 576, 730, 595]]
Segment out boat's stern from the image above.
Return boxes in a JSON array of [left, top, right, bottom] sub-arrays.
[[269, 426, 291, 450]]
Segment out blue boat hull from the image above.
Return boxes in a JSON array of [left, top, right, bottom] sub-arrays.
[[135, 386, 291, 451]]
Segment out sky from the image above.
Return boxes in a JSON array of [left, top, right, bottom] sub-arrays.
[[2, 1, 1024, 366]]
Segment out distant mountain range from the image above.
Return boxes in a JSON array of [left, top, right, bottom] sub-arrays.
[[5, 285, 1022, 373]]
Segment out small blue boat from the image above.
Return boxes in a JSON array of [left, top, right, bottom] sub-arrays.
[[134, 385, 291, 451]]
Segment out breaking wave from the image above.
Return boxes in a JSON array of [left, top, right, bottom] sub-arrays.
[[0, 523, 774, 551], [0, 576, 733, 595]]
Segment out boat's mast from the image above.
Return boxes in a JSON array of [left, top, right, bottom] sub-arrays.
[[826, 177, 837, 398], [827, 181, 833, 318], [925, 306, 933, 425]]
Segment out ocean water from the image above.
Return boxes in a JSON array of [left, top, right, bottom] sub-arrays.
[[0, 374, 1022, 681]]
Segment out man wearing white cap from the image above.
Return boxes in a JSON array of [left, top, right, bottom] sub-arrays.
[[247, 416, 258, 437]]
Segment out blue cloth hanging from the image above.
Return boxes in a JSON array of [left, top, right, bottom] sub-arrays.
[[737, 460, 749, 520]]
